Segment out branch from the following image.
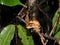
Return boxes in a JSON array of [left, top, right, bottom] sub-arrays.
[[49, 14, 59, 36], [43, 14, 60, 45], [42, 33, 60, 42]]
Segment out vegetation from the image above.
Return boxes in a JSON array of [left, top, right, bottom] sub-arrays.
[[0, 0, 60, 45]]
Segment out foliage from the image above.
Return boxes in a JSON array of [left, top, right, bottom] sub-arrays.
[[0, 0, 34, 45], [52, 10, 58, 26], [54, 31, 60, 38], [0, 0, 59, 45], [0, 25, 15, 45], [0, 24, 34, 45], [17, 25, 34, 45], [52, 10, 60, 38], [0, 0, 26, 7]]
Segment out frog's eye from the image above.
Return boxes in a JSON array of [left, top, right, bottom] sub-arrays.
[[26, 23, 33, 29]]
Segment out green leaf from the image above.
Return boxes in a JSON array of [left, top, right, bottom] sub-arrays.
[[54, 31, 60, 38], [52, 10, 58, 26], [17, 25, 34, 45], [52, 10, 60, 33], [0, 0, 26, 7], [0, 25, 15, 45], [55, 23, 60, 33], [0, 0, 1, 4]]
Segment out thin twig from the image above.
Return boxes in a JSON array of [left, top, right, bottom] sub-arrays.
[[37, 31, 48, 45], [49, 15, 59, 36], [18, 1, 27, 16], [34, 28, 46, 45], [16, 16, 26, 24], [37, 4, 51, 45], [42, 33, 60, 42], [37, 32, 45, 45], [15, 26, 18, 45], [18, 8, 25, 16], [44, 0, 60, 44], [44, 14, 60, 45]]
